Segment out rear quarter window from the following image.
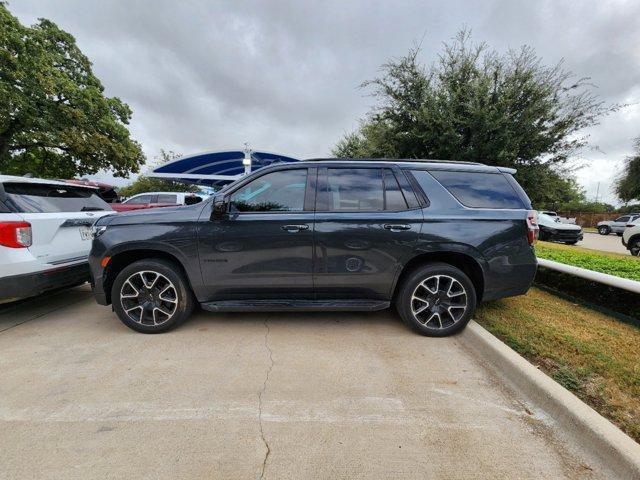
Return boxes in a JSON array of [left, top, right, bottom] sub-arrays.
[[427, 170, 527, 209]]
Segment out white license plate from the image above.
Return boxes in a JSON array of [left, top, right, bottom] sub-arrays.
[[79, 226, 92, 241]]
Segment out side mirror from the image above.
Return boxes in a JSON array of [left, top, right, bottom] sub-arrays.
[[210, 197, 229, 221]]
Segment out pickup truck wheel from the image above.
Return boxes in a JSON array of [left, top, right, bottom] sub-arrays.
[[598, 226, 610, 235], [111, 259, 194, 333], [631, 239, 640, 257], [396, 263, 477, 337]]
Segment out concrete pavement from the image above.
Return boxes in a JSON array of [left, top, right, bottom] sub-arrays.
[[578, 232, 630, 255], [0, 286, 611, 479]]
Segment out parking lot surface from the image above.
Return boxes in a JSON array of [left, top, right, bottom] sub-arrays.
[[579, 232, 629, 255], [1, 286, 607, 479]]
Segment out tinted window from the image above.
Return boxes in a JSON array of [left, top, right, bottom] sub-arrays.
[[324, 168, 384, 211], [3, 183, 112, 213], [428, 170, 526, 209], [615, 216, 629, 223], [383, 170, 408, 210], [126, 194, 154, 204], [230, 169, 307, 212], [157, 194, 178, 204], [184, 195, 202, 205]]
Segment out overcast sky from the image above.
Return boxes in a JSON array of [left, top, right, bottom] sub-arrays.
[[11, 0, 640, 204]]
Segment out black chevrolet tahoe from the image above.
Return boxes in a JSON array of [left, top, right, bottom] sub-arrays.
[[89, 159, 539, 336]]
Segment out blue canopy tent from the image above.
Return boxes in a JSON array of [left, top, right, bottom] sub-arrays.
[[148, 150, 300, 188]]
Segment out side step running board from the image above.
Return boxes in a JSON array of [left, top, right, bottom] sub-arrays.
[[200, 299, 390, 312]]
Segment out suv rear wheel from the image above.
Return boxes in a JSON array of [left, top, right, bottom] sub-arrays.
[[598, 226, 610, 235], [630, 238, 640, 257], [111, 258, 194, 333], [396, 263, 477, 337]]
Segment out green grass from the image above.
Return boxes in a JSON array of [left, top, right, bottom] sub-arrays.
[[535, 241, 640, 281], [476, 287, 640, 442]]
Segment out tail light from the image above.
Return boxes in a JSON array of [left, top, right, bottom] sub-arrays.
[[0, 221, 32, 248], [526, 210, 539, 245]]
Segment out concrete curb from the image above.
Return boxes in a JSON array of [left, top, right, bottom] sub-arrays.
[[460, 320, 640, 479]]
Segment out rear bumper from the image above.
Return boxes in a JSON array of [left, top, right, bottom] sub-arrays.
[[0, 262, 90, 303]]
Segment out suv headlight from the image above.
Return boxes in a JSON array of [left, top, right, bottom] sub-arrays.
[[90, 225, 107, 239]]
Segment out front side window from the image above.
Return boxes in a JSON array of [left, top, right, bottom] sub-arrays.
[[126, 194, 154, 205], [230, 169, 307, 212], [615, 216, 630, 223], [427, 170, 527, 209]]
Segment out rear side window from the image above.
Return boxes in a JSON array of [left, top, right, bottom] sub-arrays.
[[3, 183, 111, 213], [325, 168, 384, 211], [428, 171, 527, 209], [383, 170, 408, 211]]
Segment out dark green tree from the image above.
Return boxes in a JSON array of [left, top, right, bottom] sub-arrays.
[[615, 137, 640, 203], [333, 30, 617, 206], [118, 150, 199, 197], [0, 3, 144, 178]]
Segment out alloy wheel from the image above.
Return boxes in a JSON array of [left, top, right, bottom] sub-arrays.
[[410, 274, 468, 329], [120, 270, 179, 326]]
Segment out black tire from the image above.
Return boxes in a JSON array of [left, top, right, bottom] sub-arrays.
[[396, 263, 477, 337], [598, 226, 610, 235], [111, 258, 194, 333], [631, 239, 640, 257], [617, 232, 623, 237]]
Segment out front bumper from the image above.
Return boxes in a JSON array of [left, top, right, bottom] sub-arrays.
[[542, 227, 583, 243], [0, 262, 90, 303]]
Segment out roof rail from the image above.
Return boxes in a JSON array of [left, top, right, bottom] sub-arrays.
[[303, 158, 485, 166]]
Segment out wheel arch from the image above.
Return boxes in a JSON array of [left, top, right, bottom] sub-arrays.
[[103, 248, 192, 305], [392, 251, 485, 302]]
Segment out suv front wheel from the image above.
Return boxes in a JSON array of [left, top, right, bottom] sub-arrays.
[[598, 226, 610, 235], [396, 263, 477, 337], [111, 258, 194, 333]]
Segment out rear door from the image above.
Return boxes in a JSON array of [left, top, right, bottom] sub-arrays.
[[2, 182, 112, 265], [313, 166, 422, 300]]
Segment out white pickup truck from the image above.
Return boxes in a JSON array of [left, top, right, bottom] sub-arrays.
[[0, 175, 113, 303]]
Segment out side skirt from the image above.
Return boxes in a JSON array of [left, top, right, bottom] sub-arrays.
[[200, 299, 391, 312]]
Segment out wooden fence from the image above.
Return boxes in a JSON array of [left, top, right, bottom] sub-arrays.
[[558, 212, 619, 228]]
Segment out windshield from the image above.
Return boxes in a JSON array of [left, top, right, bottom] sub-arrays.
[[537, 213, 559, 223], [3, 182, 112, 213]]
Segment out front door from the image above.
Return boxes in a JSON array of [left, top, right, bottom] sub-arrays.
[[313, 167, 422, 300], [197, 167, 316, 300]]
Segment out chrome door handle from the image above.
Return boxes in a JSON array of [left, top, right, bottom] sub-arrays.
[[384, 224, 411, 231], [281, 224, 309, 232]]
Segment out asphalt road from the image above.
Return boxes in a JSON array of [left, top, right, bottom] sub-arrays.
[[0, 286, 610, 479], [577, 232, 630, 255]]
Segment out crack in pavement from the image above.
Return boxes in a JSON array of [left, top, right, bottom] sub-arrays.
[[257, 315, 274, 480]]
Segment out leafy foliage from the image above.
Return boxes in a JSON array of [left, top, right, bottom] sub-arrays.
[[0, 3, 144, 178], [334, 30, 616, 207], [535, 241, 640, 281], [118, 150, 199, 197], [615, 137, 640, 203]]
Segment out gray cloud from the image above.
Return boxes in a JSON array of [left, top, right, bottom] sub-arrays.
[[10, 0, 640, 202]]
